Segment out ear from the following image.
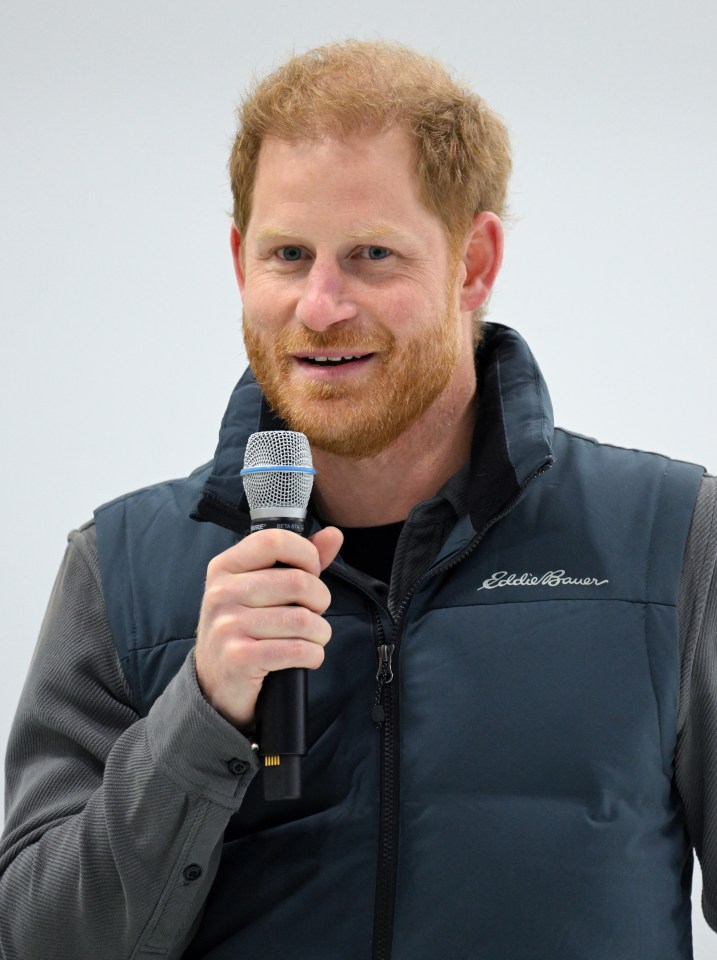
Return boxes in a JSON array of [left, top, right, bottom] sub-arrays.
[[230, 223, 246, 298], [458, 212, 504, 313]]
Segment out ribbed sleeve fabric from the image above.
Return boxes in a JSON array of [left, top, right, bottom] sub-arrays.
[[676, 474, 717, 932], [0, 524, 259, 960]]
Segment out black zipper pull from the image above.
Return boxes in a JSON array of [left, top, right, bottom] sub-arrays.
[[372, 643, 395, 725]]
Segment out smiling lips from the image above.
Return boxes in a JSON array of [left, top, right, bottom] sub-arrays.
[[295, 353, 374, 367]]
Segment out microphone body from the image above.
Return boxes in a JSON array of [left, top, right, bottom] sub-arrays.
[[240, 432, 316, 802]]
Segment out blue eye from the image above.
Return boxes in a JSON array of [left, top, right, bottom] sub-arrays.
[[365, 246, 390, 260], [278, 246, 303, 261]]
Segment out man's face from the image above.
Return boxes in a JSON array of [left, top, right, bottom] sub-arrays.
[[237, 127, 472, 459]]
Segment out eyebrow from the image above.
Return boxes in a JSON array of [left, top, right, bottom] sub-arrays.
[[345, 222, 414, 242], [254, 222, 414, 244]]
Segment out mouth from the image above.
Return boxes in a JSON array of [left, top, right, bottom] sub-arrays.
[[289, 352, 377, 382], [294, 353, 375, 367]]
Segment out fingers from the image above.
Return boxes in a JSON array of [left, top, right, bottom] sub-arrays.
[[194, 525, 342, 729], [214, 603, 332, 646], [214, 526, 344, 578], [216, 528, 325, 577], [222, 637, 328, 678], [311, 526, 344, 571], [206, 567, 332, 615]]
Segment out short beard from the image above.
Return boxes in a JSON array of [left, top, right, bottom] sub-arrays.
[[243, 284, 461, 460]]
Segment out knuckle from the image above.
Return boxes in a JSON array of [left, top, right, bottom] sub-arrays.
[[206, 553, 228, 580], [203, 577, 243, 616], [235, 571, 259, 604], [204, 557, 222, 597], [203, 612, 224, 639], [290, 639, 306, 662], [265, 640, 296, 666], [291, 606, 313, 633], [203, 580, 227, 607], [286, 567, 308, 597], [226, 639, 255, 670], [309, 646, 326, 670], [274, 606, 304, 633], [317, 585, 332, 613], [211, 613, 241, 642], [259, 527, 284, 553]]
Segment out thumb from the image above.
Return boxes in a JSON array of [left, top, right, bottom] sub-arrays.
[[310, 526, 344, 572]]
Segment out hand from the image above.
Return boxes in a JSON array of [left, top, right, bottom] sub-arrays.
[[194, 526, 343, 729]]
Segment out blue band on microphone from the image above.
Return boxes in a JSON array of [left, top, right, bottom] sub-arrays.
[[240, 465, 316, 476]]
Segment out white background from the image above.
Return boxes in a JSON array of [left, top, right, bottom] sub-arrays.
[[1, 0, 715, 953]]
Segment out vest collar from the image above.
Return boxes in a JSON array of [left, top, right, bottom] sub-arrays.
[[191, 322, 555, 535], [466, 322, 555, 533]]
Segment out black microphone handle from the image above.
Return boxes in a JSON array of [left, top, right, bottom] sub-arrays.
[[251, 515, 308, 802]]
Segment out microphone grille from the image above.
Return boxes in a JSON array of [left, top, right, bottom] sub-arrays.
[[242, 431, 315, 514]]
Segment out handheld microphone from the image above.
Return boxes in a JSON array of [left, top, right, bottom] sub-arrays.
[[240, 430, 316, 802]]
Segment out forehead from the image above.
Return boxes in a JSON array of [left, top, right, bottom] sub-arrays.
[[247, 128, 439, 235], [255, 126, 418, 180]]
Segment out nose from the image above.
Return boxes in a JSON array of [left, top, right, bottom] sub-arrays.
[[294, 257, 358, 331]]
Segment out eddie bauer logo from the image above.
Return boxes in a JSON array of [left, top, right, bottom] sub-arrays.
[[477, 570, 609, 591]]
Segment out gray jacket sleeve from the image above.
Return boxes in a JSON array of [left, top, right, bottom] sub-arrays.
[[677, 473, 717, 932], [0, 523, 259, 960]]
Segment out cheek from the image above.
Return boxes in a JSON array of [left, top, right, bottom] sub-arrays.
[[376, 279, 437, 324], [243, 294, 292, 338], [390, 286, 448, 334], [243, 268, 295, 308]]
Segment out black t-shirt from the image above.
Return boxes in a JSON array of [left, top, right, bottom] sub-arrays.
[[339, 520, 405, 585]]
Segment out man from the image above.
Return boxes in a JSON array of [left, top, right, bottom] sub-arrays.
[[1, 40, 716, 960]]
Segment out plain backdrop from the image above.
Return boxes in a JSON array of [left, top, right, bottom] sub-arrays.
[[1, 0, 715, 953]]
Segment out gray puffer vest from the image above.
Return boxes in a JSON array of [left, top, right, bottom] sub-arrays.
[[95, 323, 704, 959]]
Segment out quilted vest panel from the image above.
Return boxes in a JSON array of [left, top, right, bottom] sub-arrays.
[[95, 326, 704, 959]]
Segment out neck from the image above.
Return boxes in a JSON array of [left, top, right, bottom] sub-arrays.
[[311, 373, 476, 528]]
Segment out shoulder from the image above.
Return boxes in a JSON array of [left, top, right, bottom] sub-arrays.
[[93, 461, 226, 565], [95, 461, 214, 519], [551, 426, 706, 499], [553, 427, 707, 502], [555, 426, 707, 470]]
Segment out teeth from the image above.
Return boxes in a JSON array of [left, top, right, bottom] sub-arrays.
[[304, 354, 366, 364]]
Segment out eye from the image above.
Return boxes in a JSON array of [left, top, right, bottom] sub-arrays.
[[361, 246, 391, 261], [277, 246, 305, 262]]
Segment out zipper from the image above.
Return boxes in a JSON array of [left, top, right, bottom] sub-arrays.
[[371, 616, 399, 960], [370, 458, 553, 960], [373, 642, 395, 724]]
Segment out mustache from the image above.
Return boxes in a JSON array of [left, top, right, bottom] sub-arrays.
[[242, 315, 395, 354]]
